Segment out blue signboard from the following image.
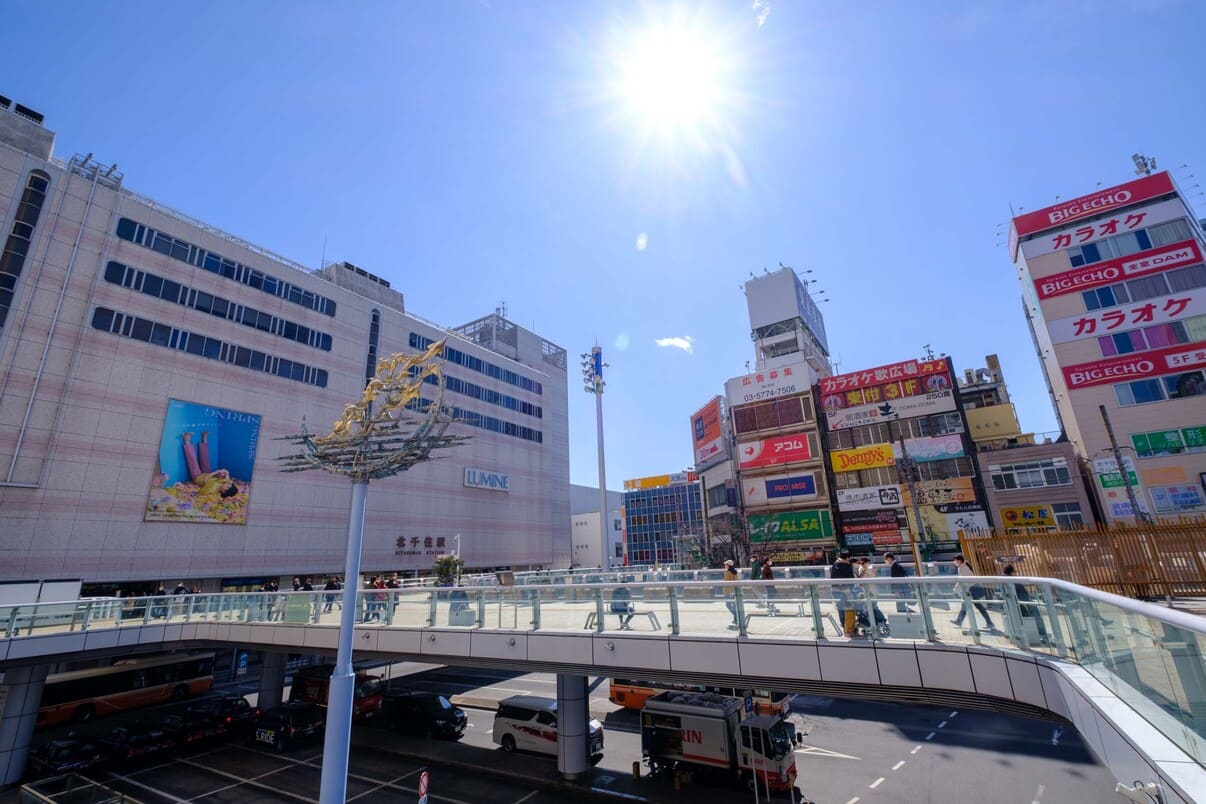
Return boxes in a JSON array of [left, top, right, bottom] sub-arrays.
[[766, 474, 817, 499]]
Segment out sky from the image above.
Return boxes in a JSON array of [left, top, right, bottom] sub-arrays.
[[4, 0, 1204, 490]]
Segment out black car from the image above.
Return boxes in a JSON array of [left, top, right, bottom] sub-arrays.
[[252, 701, 324, 752], [384, 691, 467, 740], [186, 694, 260, 734], [29, 737, 105, 776], [161, 713, 226, 746], [98, 722, 175, 762]]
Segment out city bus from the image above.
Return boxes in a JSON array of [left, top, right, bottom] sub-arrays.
[[608, 678, 792, 716], [37, 652, 215, 728]]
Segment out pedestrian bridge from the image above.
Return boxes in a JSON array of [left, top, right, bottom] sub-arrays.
[[2, 575, 1203, 802]]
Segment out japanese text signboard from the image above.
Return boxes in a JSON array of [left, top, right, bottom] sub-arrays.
[[737, 433, 813, 470], [1000, 505, 1056, 529], [840, 508, 905, 534], [826, 389, 956, 431], [836, 485, 902, 511], [820, 358, 948, 396], [748, 509, 834, 543], [1019, 198, 1188, 261], [1061, 341, 1206, 389], [1047, 289, 1204, 344], [689, 397, 726, 469], [1035, 240, 1202, 301], [1012, 172, 1175, 241], [724, 360, 812, 408]]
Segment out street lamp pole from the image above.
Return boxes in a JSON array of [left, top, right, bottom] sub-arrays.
[[893, 420, 927, 575], [582, 347, 610, 570]]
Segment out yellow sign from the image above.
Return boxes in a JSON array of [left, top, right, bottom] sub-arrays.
[[966, 405, 1021, 440], [1142, 466, 1188, 485], [829, 443, 895, 473], [623, 471, 697, 491], [1000, 505, 1056, 529]]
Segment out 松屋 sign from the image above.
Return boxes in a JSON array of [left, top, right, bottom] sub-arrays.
[[464, 467, 510, 492]]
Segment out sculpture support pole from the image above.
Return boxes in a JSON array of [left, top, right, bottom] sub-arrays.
[[318, 479, 369, 804]]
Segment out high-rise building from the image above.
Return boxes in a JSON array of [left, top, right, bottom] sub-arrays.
[[0, 97, 570, 589], [622, 472, 703, 565], [1008, 170, 1206, 523], [958, 355, 1098, 533], [725, 268, 835, 561]]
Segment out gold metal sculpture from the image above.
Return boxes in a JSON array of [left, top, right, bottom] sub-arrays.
[[278, 338, 471, 480]]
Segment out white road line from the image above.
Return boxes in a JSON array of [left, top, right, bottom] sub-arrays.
[[869, 777, 885, 789], [949, 710, 959, 718], [346, 771, 422, 803], [925, 732, 935, 741], [1032, 783, 1046, 804], [513, 791, 540, 804], [176, 759, 317, 803], [892, 760, 906, 771], [184, 756, 313, 802], [102, 771, 190, 803], [910, 745, 922, 755], [845, 798, 861, 804], [938, 720, 948, 728]]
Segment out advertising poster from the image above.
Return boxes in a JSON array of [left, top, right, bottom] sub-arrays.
[[904, 434, 965, 463], [1000, 505, 1056, 530], [724, 361, 810, 408], [690, 397, 727, 468], [836, 485, 902, 511], [904, 505, 989, 543], [900, 478, 976, 507], [829, 443, 895, 473], [737, 432, 814, 470], [748, 509, 834, 543], [146, 399, 262, 524], [826, 389, 956, 431], [742, 472, 819, 506], [840, 509, 905, 533]]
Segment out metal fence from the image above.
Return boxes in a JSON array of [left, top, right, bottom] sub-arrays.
[[961, 519, 1206, 598]]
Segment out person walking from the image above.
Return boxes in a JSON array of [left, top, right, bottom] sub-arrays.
[[1003, 564, 1049, 642], [322, 577, 338, 614], [723, 559, 741, 630], [830, 550, 857, 637], [761, 558, 779, 616], [883, 552, 916, 613], [952, 554, 997, 631], [749, 554, 764, 608]]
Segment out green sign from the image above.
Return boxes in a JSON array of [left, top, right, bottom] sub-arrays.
[[1099, 471, 1139, 489], [1132, 429, 1184, 456], [1183, 426, 1206, 449], [749, 509, 834, 542]]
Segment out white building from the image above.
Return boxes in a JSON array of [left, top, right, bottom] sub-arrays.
[[0, 98, 570, 590], [569, 484, 623, 569]]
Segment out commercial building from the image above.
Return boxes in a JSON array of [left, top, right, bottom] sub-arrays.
[[958, 355, 1097, 533], [569, 484, 623, 569], [726, 268, 835, 560], [820, 355, 991, 554], [622, 472, 703, 565], [1008, 170, 1206, 523], [0, 98, 571, 590], [690, 396, 742, 562]]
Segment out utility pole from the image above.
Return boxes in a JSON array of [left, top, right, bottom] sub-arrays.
[[894, 420, 928, 575], [582, 347, 610, 569], [1099, 405, 1149, 524]]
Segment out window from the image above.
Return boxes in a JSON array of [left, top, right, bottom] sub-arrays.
[[1082, 284, 1129, 311], [409, 332, 542, 395], [990, 458, 1071, 490], [730, 397, 812, 435], [1114, 379, 1167, 407], [0, 171, 51, 328], [1168, 263, 1206, 293], [1052, 503, 1084, 530], [1163, 371, 1206, 401], [1148, 219, 1192, 246], [707, 483, 729, 509]]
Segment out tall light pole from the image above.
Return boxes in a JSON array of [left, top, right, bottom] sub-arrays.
[[582, 346, 610, 569], [892, 418, 928, 575]]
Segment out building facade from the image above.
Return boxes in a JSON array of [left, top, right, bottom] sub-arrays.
[[958, 355, 1098, 533], [0, 99, 571, 589], [1008, 171, 1206, 523], [569, 484, 623, 569], [621, 472, 703, 566], [820, 356, 991, 555]]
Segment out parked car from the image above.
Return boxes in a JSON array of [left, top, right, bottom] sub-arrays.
[[98, 722, 175, 761], [384, 691, 467, 740], [493, 695, 603, 758], [29, 737, 106, 776], [186, 694, 260, 734], [161, 713, 225, 746], [253, 701, 324, 753]]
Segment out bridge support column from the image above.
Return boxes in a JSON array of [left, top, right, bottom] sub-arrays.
[[0, 664, 48, 786], [556, 673, 589, 781], [258, 651, 286, 710]]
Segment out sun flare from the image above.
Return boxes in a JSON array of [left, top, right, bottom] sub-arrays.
[[615, 26, 722, 134]]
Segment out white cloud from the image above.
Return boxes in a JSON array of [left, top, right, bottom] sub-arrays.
[[635, 232, 648, 251], [614, 333, 630, 352], [655, 336, 694, 354], [752, 0, 771, 27]]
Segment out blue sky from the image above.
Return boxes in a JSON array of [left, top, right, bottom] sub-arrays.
[[4, 1, 1203, 489]]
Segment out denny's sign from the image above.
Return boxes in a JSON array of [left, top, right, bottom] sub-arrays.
[[829, 443, 895, 473]]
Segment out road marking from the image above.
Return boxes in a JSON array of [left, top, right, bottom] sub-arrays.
[[176, 759, 317, 803], [347, 772, 419, 803], [892, 760, 905, 771], [845, 798, 861, 804], [925, 732, 935, 741], [513, 792, 540, 804], [949, 711, 958, 718], [869, 777, 885, 789], [183, 754, 323, 802], [910, 745, 922, 755], [795, 745, 861, 760], [1032, 783, 1046, 804], [938, 720, 947, 728], [101, 771, 190, 803]]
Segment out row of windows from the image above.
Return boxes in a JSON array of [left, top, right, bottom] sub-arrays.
[[627, 512, 687, 526], [826, 412, 965, 451], [413, 367, 542, 419], [831, 457, 977, 489], [1098, 314, 1206, 357], [365, 310, 381, 386], [1115, 371, 1206, 407], [989, 458, 1071, 491], [624, 490, 702, 510], [1067, 218, 1191, 268], [405, 397, 542, 443], [91, 307, 328, 387], [1082, 262, 1206, 312], [731, 396, 814, 436], [410, 333, 542, 395], [104, 261, 333, 351], [116, 218, 336, 317], [0, 171, 50, 328]]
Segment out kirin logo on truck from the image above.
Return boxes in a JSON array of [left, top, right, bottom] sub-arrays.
[[682, 729, 704, 744]]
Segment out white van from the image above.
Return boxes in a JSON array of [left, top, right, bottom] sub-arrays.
[[492, 695, 604, 757]]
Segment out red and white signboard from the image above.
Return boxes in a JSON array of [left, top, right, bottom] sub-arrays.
[[826, 389, 956, 431], [820, 358, 947, 395], [737, 433, 813, 470], [1013, 172, 1175, 240], [1035, 239, 1202, 300], [1048, 290, 1206, 344], [1020, 198, 1188, 261], [1062, 341, 1206, 389]]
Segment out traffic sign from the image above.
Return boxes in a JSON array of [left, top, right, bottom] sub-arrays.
[[418, 770, 429, 804]]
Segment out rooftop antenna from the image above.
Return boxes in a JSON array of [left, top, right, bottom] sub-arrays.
[[1133, 152, 1157, 177], [922, 344, 935, 360], [320, 234, 327, 270], [495, 301, 508, 318]]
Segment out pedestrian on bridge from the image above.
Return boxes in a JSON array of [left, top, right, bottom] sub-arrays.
[[723, 559, 740, 630], [952, 554, 997, 632], [831, 550, 857, 637]]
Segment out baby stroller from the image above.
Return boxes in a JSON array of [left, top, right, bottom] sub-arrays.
[[855, 604, 891, 638]]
